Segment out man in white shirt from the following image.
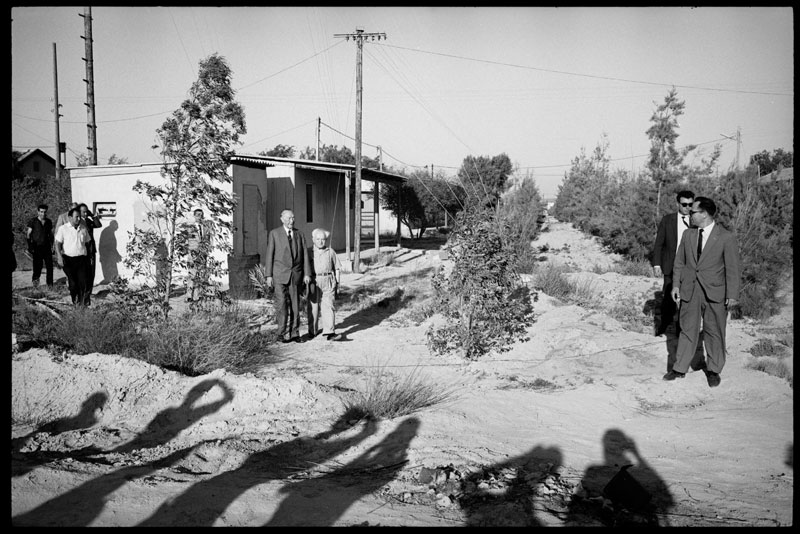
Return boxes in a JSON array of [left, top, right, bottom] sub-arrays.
[[55, 207, 91, 305]]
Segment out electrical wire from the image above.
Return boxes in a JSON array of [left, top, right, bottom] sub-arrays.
[[375, 42, 794, 97]]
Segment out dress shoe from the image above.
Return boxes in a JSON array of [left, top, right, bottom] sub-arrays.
[[704, 369, 721, 388], [281, 337, 292, 344], [326, 333, 341, 341], [662, 370, 686, 381], [292, 337, 304, 344]]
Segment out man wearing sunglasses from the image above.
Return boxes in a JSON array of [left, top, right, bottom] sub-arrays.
[[664, 197, 741, 387], [652, 191, 705, 371]]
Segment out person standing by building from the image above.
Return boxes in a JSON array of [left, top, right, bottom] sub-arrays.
[[307, 228, 342, 341], [79, 203, 102, 305], [26, 204, 54, 288], [185, 208, 214, 302], [664, 197, 741, 387], [55, 207, 91, 306], [264, 209, 311, 343], [54, 202, 79, 267]]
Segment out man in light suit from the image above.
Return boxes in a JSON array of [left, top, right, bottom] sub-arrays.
[[664, 197, 741, 387], [265, 209, 311, 343], [652, 190, 705, 373]]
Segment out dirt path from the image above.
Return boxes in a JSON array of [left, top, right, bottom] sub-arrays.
[[11, 220, 793, 526]]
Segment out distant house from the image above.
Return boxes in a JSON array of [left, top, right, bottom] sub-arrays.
[[68, 154, 405, 293], [15, 148, 56, 181]]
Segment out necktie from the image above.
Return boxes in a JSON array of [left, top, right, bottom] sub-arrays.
[[682, 216, 689, 228], [696, 228, 703, 260], [287, 231, 294, 257]]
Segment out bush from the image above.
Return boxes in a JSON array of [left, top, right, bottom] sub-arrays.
[[341, 364, 459, 420], [136, 307, 278, 376], [427, 203, 535, 360], [12, 294, 276, 377]]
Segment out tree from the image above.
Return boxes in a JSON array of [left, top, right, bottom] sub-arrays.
[[380, 178, 426, 238], [457, 153, 513, 208], [749, 148, 793, 176], [125, 53, 246, 317], [259, 144, 295, 158], [500, 171, 543, 269], [75, 153, 129, 167], [645, 87, 687, 218]]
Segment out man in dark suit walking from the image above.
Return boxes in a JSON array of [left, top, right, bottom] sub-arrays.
[[652, 190, 694, 336], [652, 190, 705, 373], [265, 209, 311, 343], [663, 197, 741, 387]]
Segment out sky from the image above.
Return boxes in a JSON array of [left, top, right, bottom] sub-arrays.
[[11, 6, 794, 198]]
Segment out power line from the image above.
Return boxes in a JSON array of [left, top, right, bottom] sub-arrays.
[[376, 42, 793, 97], [238, 40, 345, 91]]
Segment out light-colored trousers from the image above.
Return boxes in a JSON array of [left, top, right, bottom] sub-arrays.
[[307, 274, 337, 335]]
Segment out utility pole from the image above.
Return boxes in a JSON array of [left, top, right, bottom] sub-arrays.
[[334, 27, 386, 273], [720, 126, 742, 171], [80, 7, 97, 165], [52, 43, 63, 180], [316, 117, 321, 161], [377, 145, 383, 171]]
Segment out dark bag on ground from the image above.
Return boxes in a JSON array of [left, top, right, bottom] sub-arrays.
[[602, 464, 651, 511]]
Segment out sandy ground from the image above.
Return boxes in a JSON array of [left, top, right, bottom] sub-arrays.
[[11, 219, 793, 526]]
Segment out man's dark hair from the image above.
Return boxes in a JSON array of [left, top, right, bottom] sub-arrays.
[[193, 209, 204, 216], [676, 190, 695, 202], [694, 196, 717, 217], [37, 204, 48, 211], [68, 207, 82, 217]]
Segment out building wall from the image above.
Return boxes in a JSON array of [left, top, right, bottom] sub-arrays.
[[69, 163, 232, 287]]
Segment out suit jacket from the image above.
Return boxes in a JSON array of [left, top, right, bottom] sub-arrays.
[[264, 226, 311, 285], [673, 224, 741, 304], [652, 212, 683, 276]]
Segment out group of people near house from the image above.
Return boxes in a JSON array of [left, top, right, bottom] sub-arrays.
[[184, 207, 343, 342], [26, 193, 740, 372], [25, 202, 101, 306]]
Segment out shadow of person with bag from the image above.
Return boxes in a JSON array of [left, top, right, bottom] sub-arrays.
[[566, 428, 675, 526]]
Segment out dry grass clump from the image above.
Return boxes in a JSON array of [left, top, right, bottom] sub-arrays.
[[137, 307, 278, 376], [531, 263, 577, 300], [341, 364, 459, 420], [749, 338, 790, 359], [12, 296, 276, 377], [745, 358, 793, 388], [608, 258, 655, 277]]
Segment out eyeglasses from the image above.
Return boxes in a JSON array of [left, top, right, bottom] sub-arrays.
[[679, 202, 693, 207]]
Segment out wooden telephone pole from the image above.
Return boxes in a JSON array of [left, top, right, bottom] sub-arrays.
[[52, 43, 63, 180], [80, 7, 98, 165], [334, 27, 386, 273]]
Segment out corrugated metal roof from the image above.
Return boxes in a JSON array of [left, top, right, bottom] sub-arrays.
[[231, 154, 407, 184]]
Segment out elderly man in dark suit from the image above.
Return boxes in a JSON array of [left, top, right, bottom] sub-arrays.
[[265, 209, 311, 343], [664, 197, 741, 387]]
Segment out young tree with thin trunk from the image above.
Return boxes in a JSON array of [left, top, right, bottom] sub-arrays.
[[125, 53, 246, 318]]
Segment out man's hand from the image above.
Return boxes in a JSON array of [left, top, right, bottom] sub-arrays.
[[725, 298, 738, 308], [303, 275, 311, 286], [653, 265, 662, 277], [671, 287, 681, 303], [266, 276, 274, 289]]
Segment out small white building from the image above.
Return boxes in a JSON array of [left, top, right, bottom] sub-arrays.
[[68, 155, 405, 295]]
